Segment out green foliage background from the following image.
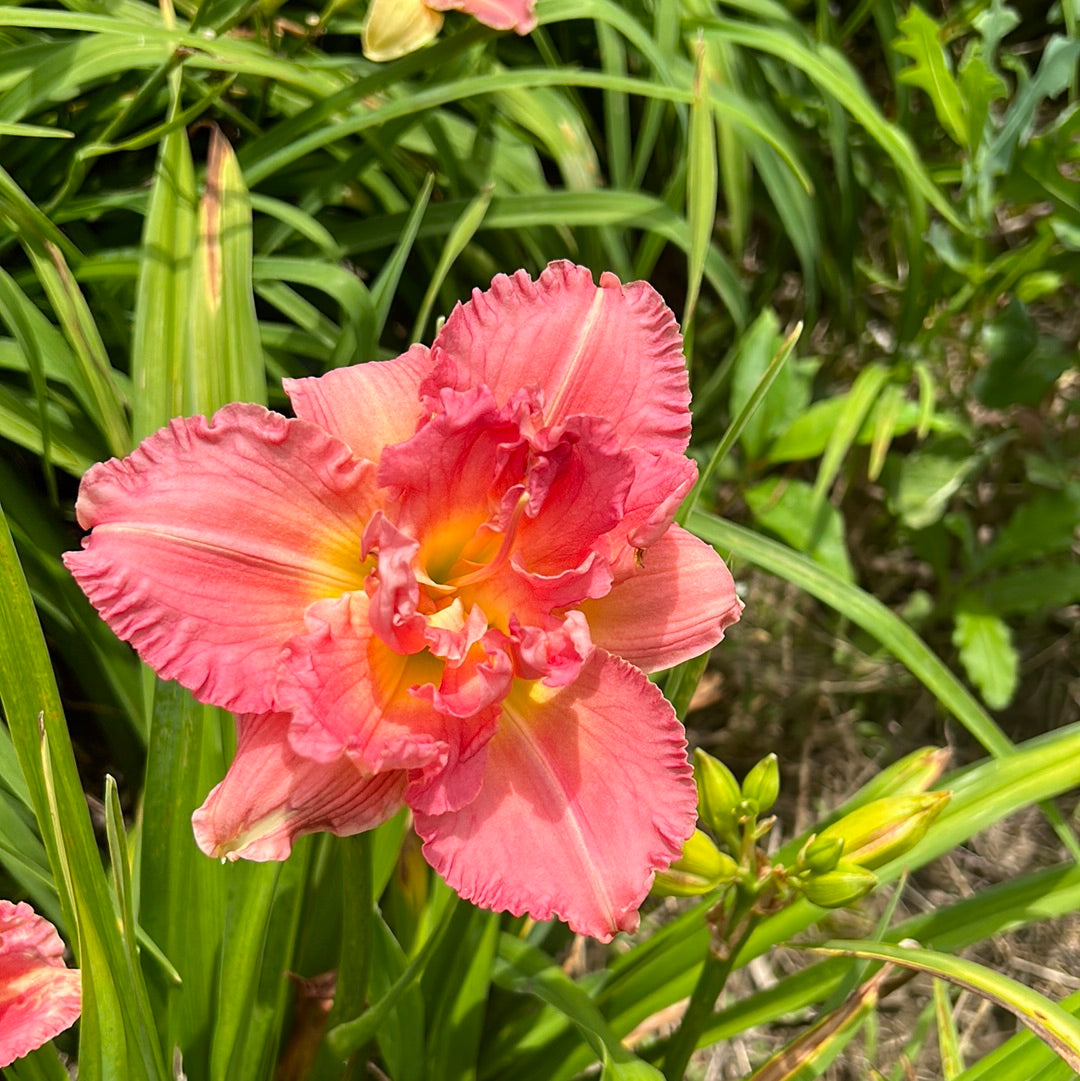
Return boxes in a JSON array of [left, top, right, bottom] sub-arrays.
[[0, 0, 1076, 1078]]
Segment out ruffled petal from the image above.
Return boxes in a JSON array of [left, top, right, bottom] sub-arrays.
[[414, 651, 697, 941], [412, 628, 514, 718], [508, 610, 593, 688], [513, 415, 633, 577], [280, 593, 471, 772], [378, 385, 525, 543], [64, 404, 378, 714], [284, 344, 432, 463], [581, 525, 743, 672], [428, 262, 690, 455], [192, 712, 406, 862], [362, 513, 428, 655], [427, 0, 537, 33], [0, 902, 80, 1068], [360, 0, 443, 62]]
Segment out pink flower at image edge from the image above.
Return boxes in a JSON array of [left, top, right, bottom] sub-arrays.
[[0, 902, 80, 1068], [65, 261, 742, 941]]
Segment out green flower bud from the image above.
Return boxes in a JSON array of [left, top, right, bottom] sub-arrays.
[[851, 746, 951, 804], [741, 753, 779, 815], [819, 791, 950, 870], [694, 749, 742, 838], [799, 861, 877, 908], [798, 834, 844, 875], [652, 829, 739, 897]]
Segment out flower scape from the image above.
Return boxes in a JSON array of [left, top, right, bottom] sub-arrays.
[[66, 262, 742, 941], [0, 901, 81, 1068]]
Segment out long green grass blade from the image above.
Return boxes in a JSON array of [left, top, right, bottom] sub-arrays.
[[0, 503, 166, 1081], [131, 124, 196, 441], [189, 127, 266, 410], [810, 940, 1080, 1072]]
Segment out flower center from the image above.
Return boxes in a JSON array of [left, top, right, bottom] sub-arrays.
[[444, 492, 529, 589]]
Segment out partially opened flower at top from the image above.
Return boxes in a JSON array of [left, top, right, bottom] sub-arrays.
[[362, 0, 536, 62], [0, 902, 81, 1068], [66, 261, 742, 941]]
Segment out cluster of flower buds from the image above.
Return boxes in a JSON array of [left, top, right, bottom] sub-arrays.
[[653, 745, 951, 916], [652, 749, 778, 898]]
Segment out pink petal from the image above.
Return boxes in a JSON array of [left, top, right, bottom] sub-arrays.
[[508, 610, 593, 688], [378, 385, 526, 541], [362, 513, 428, 655], [0, 901, 80, 1068], [426, 0, 536, 33], [192, 712, 406, 862], [280, 593, 480, 772], [427, 262, 690, 455], [413, 651, 697, 941], [581, 525, 743, 673], [412, 629, 514, 719], [284, 344, 432, 463], [64, 404, 379, 714], [513, 415, 634, 578]]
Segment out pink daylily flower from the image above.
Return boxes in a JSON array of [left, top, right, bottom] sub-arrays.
[[0, 902, 81, 1067], [66, 262, 742, 940], [361, 0, 535, 63]]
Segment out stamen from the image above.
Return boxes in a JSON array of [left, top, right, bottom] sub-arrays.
[[446, 491, 529, 588]]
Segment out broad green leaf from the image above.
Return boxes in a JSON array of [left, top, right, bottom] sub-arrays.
[[369, 913, 427, 1081], [975, 297, 1073, 409], [329, 893, 460, 1057], [952, 605, 1019, 710], [682, 321, 802, 525], [957, 53, 1006, 153], [893, 6, 967, 147], [766, 394, 938, 465], [137, 681, 227, 1077], [979, 562, 1080, 617], [955, 991, 1080, 1081], [984, 36, 1080, 179], [726, 309, 812, 458], [422, 905, 499, 1081], [212, 850, 311, 1081], [744, 477, 855, 582], [882, 438, 981, 530], [493, 934, 662, 1081], [978, 485, 1080, 573]]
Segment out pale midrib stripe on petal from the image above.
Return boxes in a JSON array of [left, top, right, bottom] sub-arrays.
[[93, 522, 366, 595], [544, 287, 606, 425], [499, 694, 619, 934]]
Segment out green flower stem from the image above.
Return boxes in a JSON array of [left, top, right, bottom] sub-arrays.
[[662, 894, 760, 1080]]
